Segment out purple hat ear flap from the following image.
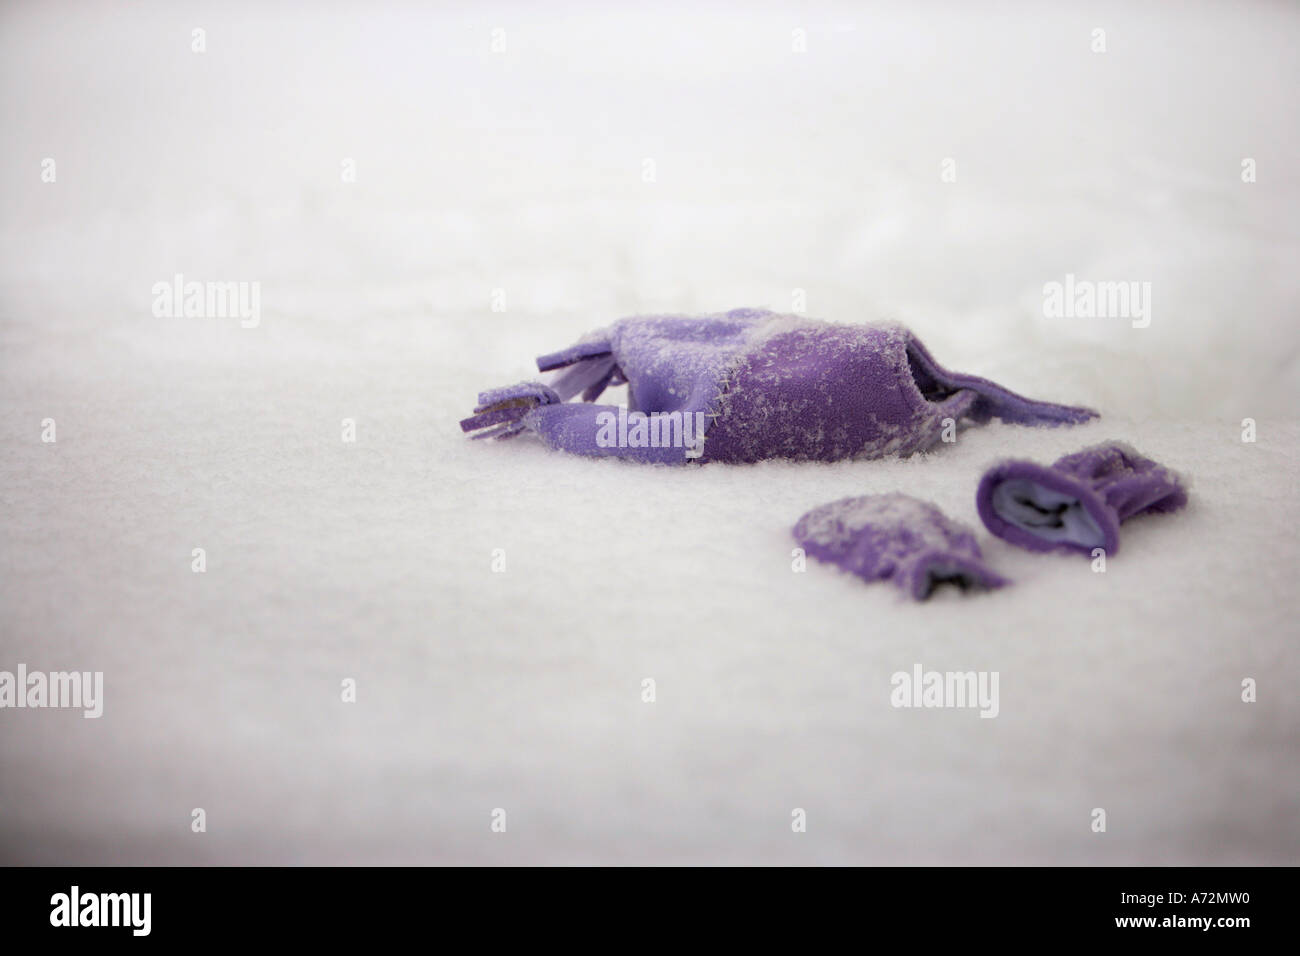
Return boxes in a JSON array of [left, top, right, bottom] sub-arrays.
[[536, 338, 619, 403], [536, 338, 613, 372], [523, 402, 706, 463], [905, 387, 979, 455], [546, 354, 620, 403], [903, 332, 1098, 427], [926, 387, 980, 429]]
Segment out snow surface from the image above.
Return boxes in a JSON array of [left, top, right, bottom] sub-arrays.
[[1, 1, 1298, 864]]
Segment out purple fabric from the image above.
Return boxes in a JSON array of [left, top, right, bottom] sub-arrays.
[[461, 310, 1097, 464], [976, 441, 1189, 555], [459, 382, 563, 441], [792, 493, 1009, 601]]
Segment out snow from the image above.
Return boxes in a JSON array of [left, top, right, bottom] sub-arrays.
[[1, 0, 1297, 864]]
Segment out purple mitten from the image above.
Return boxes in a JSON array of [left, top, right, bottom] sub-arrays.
[[975, 442, 1188, 555], [793, 493, 1009, 600], [461, 309, 1096, 464]]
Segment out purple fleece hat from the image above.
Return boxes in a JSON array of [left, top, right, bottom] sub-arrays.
[[793, 493, 1009, 601], [975, 441, 1189, 556], [460, 310, 1096, 464]]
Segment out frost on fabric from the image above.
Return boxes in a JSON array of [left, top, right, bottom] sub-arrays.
[[792, 492, 1004, 598], [975, 440, 1190, 556], [607, 309, 773, 414], [795, 492, 983, 562], [469, 310, 1094, 464], [701, 322, 950, 463]]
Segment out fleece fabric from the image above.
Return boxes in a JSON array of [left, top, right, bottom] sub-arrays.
[[976, 442, 1189, 555], [462, 311, 1096, 463], [793, 492, 1009, 600]]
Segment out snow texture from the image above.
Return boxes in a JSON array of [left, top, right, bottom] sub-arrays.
[[1, 1, 1298, 864]]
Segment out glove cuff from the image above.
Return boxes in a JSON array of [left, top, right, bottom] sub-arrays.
[[899, 549, 1010, 601], [976, 458, 1120, 555]]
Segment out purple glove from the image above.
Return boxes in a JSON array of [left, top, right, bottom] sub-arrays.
[[975, 442, 1189, 555], [460, 310, 1096, 464], [793, 493, 1009, 601]]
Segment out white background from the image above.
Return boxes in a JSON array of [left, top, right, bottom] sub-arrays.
[[1, 0, 1297, 863]]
